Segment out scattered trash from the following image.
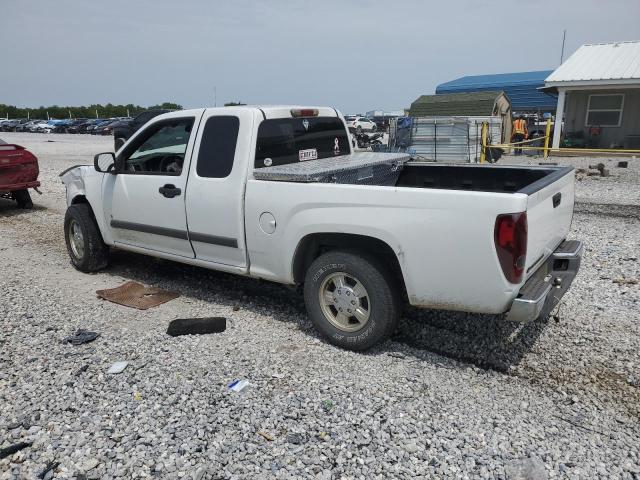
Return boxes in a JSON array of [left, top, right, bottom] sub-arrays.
[[166, 317, 226, 336], [133, 391, 142, 401], [257, 430, 274, 441], [286, 433, 305, 445], [63, 329, 100, 346], [228, 379, 250, 392], [37, 460, 59, 479], [74, 364, 89, 376], [617, 161, 628, 168], [321, 399, 334, 412], [271, 373, 285, 379], [107, 361, 129, 374], [613, 278, 638, 285], [388, 352, 406, 359], [96, 281, 179, 310], [504, 457, 548, 480], [587, 163, 610, 177], [0, 441, 32, 460]]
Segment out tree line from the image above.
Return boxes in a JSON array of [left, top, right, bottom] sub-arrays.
[[0, 102, 183, 119]]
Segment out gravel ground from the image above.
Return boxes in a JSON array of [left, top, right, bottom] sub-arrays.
[[1, 133, 639, 479]]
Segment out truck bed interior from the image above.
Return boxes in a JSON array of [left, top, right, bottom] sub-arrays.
[[395, 164, 573, 194]]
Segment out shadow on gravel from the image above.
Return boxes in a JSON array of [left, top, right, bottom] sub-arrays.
[[102, 250, 545, 372], [0, 198, 47, 218]]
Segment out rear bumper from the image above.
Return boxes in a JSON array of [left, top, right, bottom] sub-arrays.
[[506, 240, 583, 322]]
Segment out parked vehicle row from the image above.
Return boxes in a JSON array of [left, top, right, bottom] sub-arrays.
[[0, 116, 136, 135]]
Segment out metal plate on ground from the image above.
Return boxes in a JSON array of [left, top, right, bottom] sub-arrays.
[[253, 152, 410, 183], [96, 281, 179, 310]]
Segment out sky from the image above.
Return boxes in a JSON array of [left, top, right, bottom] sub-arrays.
[[1, 0, 639, 114]]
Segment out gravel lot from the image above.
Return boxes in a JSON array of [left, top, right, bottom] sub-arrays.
[[1, 133, 639, 479]]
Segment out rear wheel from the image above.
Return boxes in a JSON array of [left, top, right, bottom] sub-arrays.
[[64, 204, 109, 272], [13, 189, 33, 209], [304, 250, 400, 350]]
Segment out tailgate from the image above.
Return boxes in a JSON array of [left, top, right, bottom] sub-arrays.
[[523, 167, 575, 278]]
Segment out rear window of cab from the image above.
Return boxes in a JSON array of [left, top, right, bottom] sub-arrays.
[[255, 117, 350, 168]]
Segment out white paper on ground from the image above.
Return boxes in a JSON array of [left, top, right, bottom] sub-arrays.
[[228, 379, 250, 392], [107, 361, 129, 374]]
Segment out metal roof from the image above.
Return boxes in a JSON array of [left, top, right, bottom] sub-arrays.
[[436, 71, 556, 111], [545, 41, 640, 86], [409, 91, 507, 117]]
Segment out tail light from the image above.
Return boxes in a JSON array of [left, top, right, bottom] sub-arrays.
[[291, 109, 319, 118], [494, 212, 527, 283]]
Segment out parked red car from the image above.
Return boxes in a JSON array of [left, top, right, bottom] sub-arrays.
[[0, 139, 40, 209]]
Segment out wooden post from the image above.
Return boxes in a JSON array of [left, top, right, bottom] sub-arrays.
[[480, 122, 488, 163], [543, 118, 552, 158]]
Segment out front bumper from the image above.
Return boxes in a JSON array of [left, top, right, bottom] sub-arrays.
[[506, 240, 583, 322]]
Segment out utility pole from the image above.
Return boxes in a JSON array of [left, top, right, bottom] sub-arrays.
[[560, 30, 567, 64]]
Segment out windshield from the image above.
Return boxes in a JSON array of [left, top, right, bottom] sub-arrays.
[[255, 116, 350, 168]]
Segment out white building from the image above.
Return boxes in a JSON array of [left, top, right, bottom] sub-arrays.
[[544, 41, 640, 149]]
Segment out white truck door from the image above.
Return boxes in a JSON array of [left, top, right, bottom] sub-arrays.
[[103, 114, 201, 258], [184, 108, 254, 267]]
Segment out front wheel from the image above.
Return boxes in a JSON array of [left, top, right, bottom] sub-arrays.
[[13, 189, 33, 209], [13, 188, 33, 209], [304, 250, 400, 350], [64, 204, 109, 272]]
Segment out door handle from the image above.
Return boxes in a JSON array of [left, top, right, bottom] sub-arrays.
[[159, 184, 181, 198], [552, 192, 562, 208]]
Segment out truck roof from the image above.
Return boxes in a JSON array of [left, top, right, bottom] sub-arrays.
[[165, 106, 341, 120]]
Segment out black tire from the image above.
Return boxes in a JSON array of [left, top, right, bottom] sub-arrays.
[[13, 189, 33, 209], [114, 137, 126, 151], [304, 250, 400, 350], [64, 203, 109, 272]]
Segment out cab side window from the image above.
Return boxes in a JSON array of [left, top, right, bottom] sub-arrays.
[[120, 118, 194, 175], [196, 116, 240, 178]]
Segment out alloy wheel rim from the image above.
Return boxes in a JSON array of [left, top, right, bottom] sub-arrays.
[[319, 272, 371, 332], [69, 220, 85, 259]]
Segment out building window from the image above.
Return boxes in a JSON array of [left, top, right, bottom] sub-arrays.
[[585, 94, 624, 127]]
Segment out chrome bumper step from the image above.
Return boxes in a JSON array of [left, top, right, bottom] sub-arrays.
[[506, 240, 583, 323]]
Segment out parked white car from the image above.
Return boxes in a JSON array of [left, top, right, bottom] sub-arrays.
[[31, 121, 53, 133], [61, 105, 582, 350], [346, 116, 377, 132]]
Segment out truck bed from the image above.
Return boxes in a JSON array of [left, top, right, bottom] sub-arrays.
[[396, 163, 574, 194], [253, 152, 573, 196]]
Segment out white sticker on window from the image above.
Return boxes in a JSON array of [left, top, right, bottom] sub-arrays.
[[333, 137, 340, 155], [264, 157, 273, 167], [299, 148, 318, 162]]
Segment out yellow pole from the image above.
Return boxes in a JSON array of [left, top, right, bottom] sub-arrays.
[[543, 118, 552, 159], [480, 122, 488, 163]]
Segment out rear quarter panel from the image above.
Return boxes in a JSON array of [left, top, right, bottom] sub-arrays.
[[245, 180, 528, 314]]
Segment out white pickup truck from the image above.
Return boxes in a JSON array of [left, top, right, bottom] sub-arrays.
[[60, 106, 582, 350]]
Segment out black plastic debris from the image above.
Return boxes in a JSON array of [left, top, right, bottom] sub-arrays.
[[63, 329, 100, 346], [0, 441, 32, 459], [166, 317, 227, 337], [37, 460, 59, 479]]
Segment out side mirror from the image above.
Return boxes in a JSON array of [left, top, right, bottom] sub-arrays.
[[94, 152, 116, 173]]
